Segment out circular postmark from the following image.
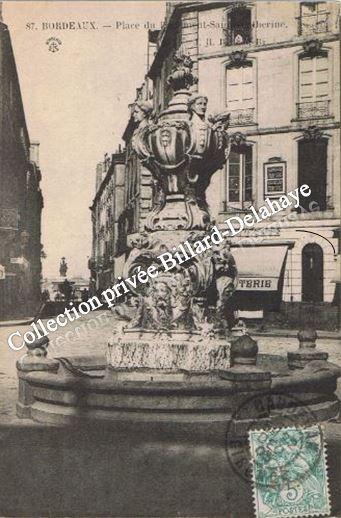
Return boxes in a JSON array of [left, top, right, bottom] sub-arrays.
[[225, 391, 323, 488]]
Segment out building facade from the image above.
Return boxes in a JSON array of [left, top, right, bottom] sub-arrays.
[[89, 149, 126, 293], [147, 1, 340, 328], [90, 80, 155, 294], [90, 1, 340, 328], [0, 19, 44, 319]]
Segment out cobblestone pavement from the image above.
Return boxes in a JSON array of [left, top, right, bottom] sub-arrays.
[[0, 310, 340, 424]]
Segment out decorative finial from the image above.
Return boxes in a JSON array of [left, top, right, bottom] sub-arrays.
[[166, 52, 198, 92]]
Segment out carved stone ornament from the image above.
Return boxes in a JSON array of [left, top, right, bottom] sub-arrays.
[[229, 131, 247, 147], [227, 50, 251, 69], [166, 53, 198, 91], [131, 52, 231, 232], [302, 125, 324, 141], [302, 39, 323, 58]]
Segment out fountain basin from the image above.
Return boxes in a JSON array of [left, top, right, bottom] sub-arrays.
[[17, 353, 340, 439]]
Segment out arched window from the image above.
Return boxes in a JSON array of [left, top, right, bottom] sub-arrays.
[[302, 243, 323, 302]]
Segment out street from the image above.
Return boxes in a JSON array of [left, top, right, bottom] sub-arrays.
[[0, 311, 341, 517]]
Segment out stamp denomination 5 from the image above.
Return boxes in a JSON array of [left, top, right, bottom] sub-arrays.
[[249, 425, 330, 518]]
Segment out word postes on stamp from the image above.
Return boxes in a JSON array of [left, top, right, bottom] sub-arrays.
[[249, 425, 330, 518]]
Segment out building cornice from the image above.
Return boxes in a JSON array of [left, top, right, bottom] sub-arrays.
[[198, 33, 339, 61], [230, 121, 340, 138]]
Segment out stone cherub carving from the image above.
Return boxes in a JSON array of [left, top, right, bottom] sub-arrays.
[[132, 100, 154, 127], [188, 93, 208, 123], [131, 100, 165, 221], [188, 92, 230, 132], [186, 93, 231, 220], [131, 100, 154, 158]]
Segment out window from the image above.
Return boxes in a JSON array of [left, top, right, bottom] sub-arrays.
[[298, 53, 330, 119], [299, 54, 329, 102], [302, 243, 323, 302], [226, 65, 253, 109], [226, 145, 253, 206], [298, 2, 329, 35], [226, 64, 255, 125], [264, 160, 286, 197], [297, 138, 327, 212], [226, 7, 252, 45]]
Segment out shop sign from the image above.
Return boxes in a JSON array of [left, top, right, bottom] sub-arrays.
[[237, 277, 278, 291]]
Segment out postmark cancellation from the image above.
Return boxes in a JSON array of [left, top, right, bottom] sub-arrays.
[[249, 425, 330, 518]]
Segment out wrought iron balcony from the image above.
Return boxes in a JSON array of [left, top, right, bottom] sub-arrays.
[[296, 100, 331, 120], [229, 108, 255, 126], [297, 12, 329, 36], [0, 208, 18, 230]]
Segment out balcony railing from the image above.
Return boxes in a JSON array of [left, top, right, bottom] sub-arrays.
[[297, 12, 329, 36], [229, 108, 255, 126], [0, 208, 18, 230], [296, 100, 331, 120]]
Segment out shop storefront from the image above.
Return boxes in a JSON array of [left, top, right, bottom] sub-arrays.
[[231, 241, 294, 319]]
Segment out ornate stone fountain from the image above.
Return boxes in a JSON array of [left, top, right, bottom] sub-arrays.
[[16, 55, 341, 436], [106, 54, 237, 375]]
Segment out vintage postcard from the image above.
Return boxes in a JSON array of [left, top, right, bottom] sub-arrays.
[[0, 1, 340, 517]]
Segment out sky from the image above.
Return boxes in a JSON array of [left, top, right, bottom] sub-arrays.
[[3, 0, 166, 279]]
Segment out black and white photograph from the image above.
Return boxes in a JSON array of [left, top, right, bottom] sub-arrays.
[[0, 1, 340, 516]]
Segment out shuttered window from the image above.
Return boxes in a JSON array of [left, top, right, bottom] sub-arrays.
[[226, 65, 254, 109], [299, 55, 329, 102]]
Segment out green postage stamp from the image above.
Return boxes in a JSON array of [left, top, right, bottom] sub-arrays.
[[249, 425, 330, 518]]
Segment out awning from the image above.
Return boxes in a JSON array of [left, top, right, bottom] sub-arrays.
[[227, 242, 295, 312], [232, 244, 290, 292]]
